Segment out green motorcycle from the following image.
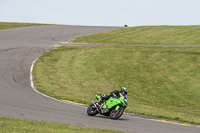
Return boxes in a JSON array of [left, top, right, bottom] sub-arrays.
[[87, 93, 128, 119]]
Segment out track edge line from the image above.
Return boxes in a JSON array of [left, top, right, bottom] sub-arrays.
[[30, 57, 88, 108]]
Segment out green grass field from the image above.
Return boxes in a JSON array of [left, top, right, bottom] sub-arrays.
[[0, 23, 127, 133], [0, 22, 48, 30], [33, 46, 200, 125], [0, 117, 124, 133], [74, 26, 200, 45]]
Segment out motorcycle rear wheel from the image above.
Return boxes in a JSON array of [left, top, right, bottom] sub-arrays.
[[87, 104, 98, 116], [110, 106, 123, 119]]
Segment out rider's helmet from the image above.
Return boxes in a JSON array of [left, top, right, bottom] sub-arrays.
[[121, 87, 128, 95]]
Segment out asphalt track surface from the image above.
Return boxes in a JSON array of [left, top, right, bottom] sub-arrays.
[[0, 25, 199, 133]]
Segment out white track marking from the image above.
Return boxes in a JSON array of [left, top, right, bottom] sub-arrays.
[[30, 57, 87, 108]]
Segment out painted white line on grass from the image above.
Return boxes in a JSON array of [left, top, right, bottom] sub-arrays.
[[30, 57, 87, 108]]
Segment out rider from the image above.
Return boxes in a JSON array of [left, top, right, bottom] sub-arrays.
[[110, 87, 128, 100], [97, 87, 128, 111]]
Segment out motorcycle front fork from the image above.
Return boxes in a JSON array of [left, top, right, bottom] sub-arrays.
[[92, 100, 106, 113]]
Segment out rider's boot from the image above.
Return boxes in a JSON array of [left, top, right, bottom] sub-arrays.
[[102, 106, 109, 113]]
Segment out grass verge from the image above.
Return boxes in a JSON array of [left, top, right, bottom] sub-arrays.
[[33, 46, 200, 125], [0, 117, 124, 133], [73, 26, 200, 45], [0, 22, 126, 132], [0, 22, 48, 30]]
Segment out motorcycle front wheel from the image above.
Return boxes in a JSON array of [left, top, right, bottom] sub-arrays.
[[110, 106, 123, 119], [87, 104, 98, 116]]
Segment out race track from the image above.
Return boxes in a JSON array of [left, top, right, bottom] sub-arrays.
[[0, 25, 199, 133]]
